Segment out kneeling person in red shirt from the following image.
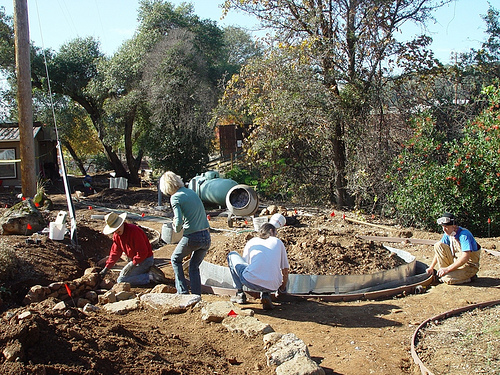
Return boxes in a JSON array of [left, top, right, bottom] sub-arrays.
[[99, 212, 166, 285]]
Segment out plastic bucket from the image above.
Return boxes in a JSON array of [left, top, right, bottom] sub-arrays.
[[49, 222, 65, 240], [253, 216, 268, 231], [161, 222, 184, 244]]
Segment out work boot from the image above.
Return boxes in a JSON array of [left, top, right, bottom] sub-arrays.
[[149, 265, 168, 284], [261, 293, 274, 310], [230, 291, 247, 304]]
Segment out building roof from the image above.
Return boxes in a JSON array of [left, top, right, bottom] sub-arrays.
[[0, 123, 43, 142]]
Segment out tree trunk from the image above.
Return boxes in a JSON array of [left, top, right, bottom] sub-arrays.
[[124, 109, 141, 184], [62, 141, 87, 175]]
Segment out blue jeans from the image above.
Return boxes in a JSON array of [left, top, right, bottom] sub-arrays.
[[227, 251, 273, 294], [171, 229, 211, 295], [117, 256, 154, 285]]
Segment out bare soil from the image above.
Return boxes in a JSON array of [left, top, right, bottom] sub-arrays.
[[0, 181, 499, 374]]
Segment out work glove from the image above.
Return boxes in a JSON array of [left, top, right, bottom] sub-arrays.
[[99, 267, 109, 277]]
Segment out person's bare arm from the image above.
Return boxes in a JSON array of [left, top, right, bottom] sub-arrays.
[[279, 268, 289, 292]]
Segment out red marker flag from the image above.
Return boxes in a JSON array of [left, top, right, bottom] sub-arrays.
[[342, 214, 346, 220], [488, 218, 491, 224], [26, 223, 32, 230], [330, 211, 335, 217], [22, 197, 26, 201], [34, 202, 40, 207], [64, 283, 72, 297], [228, 309, 238, 317], [88, 206, 93, 210], [141, 213, 145, 217]]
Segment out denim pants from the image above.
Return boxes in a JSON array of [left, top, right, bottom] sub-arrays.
[[171, 229, 211, 295], [117, 255, 154, 285], [227, 251, 273, 295]]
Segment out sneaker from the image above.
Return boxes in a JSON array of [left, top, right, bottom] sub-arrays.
[[261, 294, 274, 310], [149, 265, 168, 284], [230, 292, 247, 304]]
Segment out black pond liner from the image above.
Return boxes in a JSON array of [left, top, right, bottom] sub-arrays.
[[410, 299, 500, 375]]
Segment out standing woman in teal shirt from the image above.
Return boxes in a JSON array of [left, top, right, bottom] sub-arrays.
[[159, 171, 211, 295]]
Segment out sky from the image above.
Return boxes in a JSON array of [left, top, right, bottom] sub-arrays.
[[1, 0, 495, 64]]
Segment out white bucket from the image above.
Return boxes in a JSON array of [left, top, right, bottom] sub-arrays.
[[253, 216, 268, 231], [49, 222, 65, 240], [161, 222, 184, 244]]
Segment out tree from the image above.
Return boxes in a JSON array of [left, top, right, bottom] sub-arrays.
[[140, 29, 216, 179], [223, 0, 452, 207]]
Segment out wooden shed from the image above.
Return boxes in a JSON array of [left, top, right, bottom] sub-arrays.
[[0, 122, 58, 188]]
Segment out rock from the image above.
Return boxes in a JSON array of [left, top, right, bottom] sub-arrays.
[[17, 311, 32, 321], [115, 291, 136, 301], [84, 267, 100, 275], [150, 284, 177, 294], [103, 299, 140, 314], [84, 291, 98, 304], [48, 282, 63, 290], [222, 315, 274, 337], [83, 303, 100, 313], [2, 339, 24, 362], [317, 235, 326, 244], [275, 355, 325, 375], [111, 282, 131, 292], [103, 290, 117, 303], [263, 332, 284, 348], [265, 333, 310, 366], [77, 298, 90, 308], [53, 301, 67, 310], [200, 301, 254, 323], [0, 199, 46, 235], [140, 293, 201, 314]]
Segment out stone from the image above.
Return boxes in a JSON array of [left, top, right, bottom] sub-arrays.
[[77, 298, 90, 308], [140, 293, 201, 314], [115, 291, 136, 301], [200, 301, 254, 323], [112, 282, 131, 292], [84, 291, 98, 304], [150, 284, 177, 294], [83, 303, 100, 313], [103, 290, 117, 303], [263, 332, 284, 348], [0, 199, 46, 235], [53, 301, 67, 310], [2, 340, 24, 362], [265, 333, 310, 366], [275, 355, 325, 375], [222, 315, 274, 337], [17, 311, 32, 321], [103, 299, 140, 314], [48, 282, 63, 290]]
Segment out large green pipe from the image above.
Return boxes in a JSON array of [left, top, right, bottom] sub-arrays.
[[188, 172, 238, 207]]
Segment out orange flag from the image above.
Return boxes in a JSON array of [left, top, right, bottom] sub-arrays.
[[64, 283, 72, 297]]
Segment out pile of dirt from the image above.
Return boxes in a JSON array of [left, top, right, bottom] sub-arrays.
[[206, 224, 407, 275]]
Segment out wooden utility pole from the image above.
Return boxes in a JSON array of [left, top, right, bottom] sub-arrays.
[[14, 0, 37, 198]]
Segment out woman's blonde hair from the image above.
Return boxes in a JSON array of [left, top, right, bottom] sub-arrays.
[[258, 223, 277, 239], [159, 171, 184, 196]]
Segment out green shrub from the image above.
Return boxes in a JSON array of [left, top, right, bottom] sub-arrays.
[[388, 83, 500, 236], [0, 240, 19, 282]]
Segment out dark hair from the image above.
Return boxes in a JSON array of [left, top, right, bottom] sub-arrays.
[[258, 223, 277, 239]]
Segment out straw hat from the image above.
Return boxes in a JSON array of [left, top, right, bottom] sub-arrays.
[[103, 212, 127, 234]]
